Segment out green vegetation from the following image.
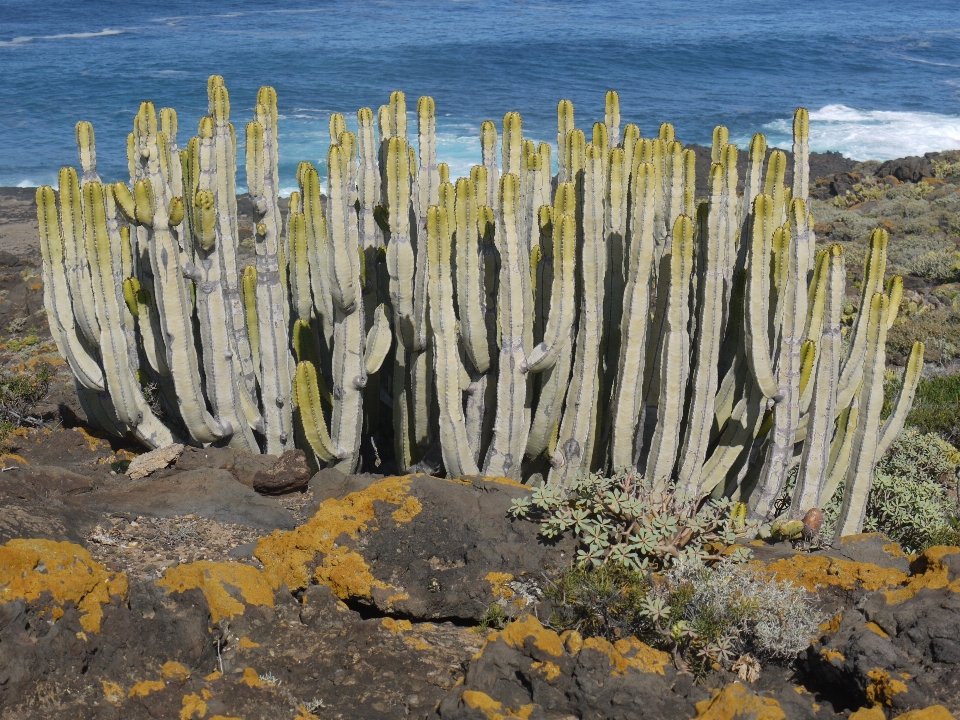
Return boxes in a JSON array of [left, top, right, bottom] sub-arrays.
[[0, 364, 52, 444], [546, 559, 823, 677], [510, 470, 755, 570], [887, 308, 960, 364]]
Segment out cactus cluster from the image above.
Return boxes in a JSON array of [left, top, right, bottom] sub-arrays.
[[38, 78, 923, 539]]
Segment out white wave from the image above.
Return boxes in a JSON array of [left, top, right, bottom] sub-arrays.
[[735, 105, 960, 161], [0, 28, 124, 48], [15, 180, 37, 188]]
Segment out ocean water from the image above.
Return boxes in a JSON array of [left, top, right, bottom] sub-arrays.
[[2, 0, 960, 191]]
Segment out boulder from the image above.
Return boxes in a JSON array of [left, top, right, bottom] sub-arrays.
[[81, 468, 296, 531], [252, 449, 311, 495], [877, 155, 936, 183]]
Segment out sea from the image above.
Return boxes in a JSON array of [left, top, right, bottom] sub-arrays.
[[2, 0, 960, 192]]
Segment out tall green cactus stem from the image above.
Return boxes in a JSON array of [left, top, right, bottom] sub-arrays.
[[645, 214, 695, 490], [791, 244, 844, 516], [525, 187, 577, 459], [37, 185, 105, 392], [792, 108, 810, 204], [188, 116, 259, 450], [246, 93, 294, 453], [58, 166, 100, 349], [427, 204, 480, 476], [295, 361, 338, 463], [876, 341, 924, 457], [836, 229, 888, 413], [749, 199, 811, 520], [834, 293, 889, 539], [132, 101, 229, 444], [604, 91, 620, 146], [299, 164, 334, 344], [743, 194, 780, 400], [482, 174, 532, 479], [676, 165, 727, 494], [326, 139, 369, 472], [413, 97, 440, 350], [455, 177, 490, 373], [527, 182, 577, 373], [740, 134, 767, 228], [609, 161, 657, 471], [480, 120, 500, 209], [81, 181, 176, 448], [502, 112, 523, 178], [557, 100, 575, 183], [549, 146, 606, 486]]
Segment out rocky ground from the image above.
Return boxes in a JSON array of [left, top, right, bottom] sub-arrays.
[[1, 152, 960, 719]]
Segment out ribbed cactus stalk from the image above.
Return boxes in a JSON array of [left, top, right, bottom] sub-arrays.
[[791, 244, 844, 515], [549, 145, 607, 486], [482, 174, 532, 480], [834, 293, 890, 539], [556, 100, 574, 183]]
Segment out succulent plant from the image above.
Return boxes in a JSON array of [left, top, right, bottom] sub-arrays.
[[39, 80, 922, 538]]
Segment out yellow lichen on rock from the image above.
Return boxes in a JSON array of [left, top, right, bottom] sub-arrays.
[[102, 680, 125, 706], [255, 475, 416, 593], [240, 667, 264, 687], [581, 636, 670, 676], [161, 660, 192, 681], [180, 692, 207, 720], [158, 561, 276, 622], [760, 554, 908, 593], [238, 636, 260, 649], [382, 617, 414, 633], [884, 546, 960, 605], [821, 648, 845, 663], [866, 669, 909, 706], [392, 495, 423, 523], [865, 622, 890, 638], [0, 538, 128, 633], [891, 706, 958, 720], [531, 659, 562, 681], [128, 679, 166, 698], [495, 614, 565, 657], [486, 572, 515, 599], [694, 682, 786, 720]]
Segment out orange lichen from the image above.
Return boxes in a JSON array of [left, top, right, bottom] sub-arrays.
[[128, 679, 166, 698], [819, 613, 843, 637], [462, 691, 535, 720], [560, 629, 584, 656], [382, 617, 413, 633], [161, 661, 192, 681], [0, 538, 127, 633], [238, 636, 260, 649], [486, 572, 515, 599], [866, 669, 908, 706], [240, 667, 264, 687], [255, 475, 415, 594], [102, 681, 125, 706], [158, 561, 276, 622], [760, 554, 907, 593], [74, 426, 108, 451], [0, 453, 29, 467], [884, 546, 960, 605], [180, 692, 207, 720], [392, 495, 422, 523], [403, 635, 432, 651], [890, 706, 957, 720], [694, 682, 786, 720], [296, 708, 323, 720], [865, 622, 890, 638], [821, 648, 845, 663], [495, 614, 564, 658], [482, 475, 529, 489], [582, 636, 670, 676], [531, 660, 562, 681], [205, 671, 223, 681]]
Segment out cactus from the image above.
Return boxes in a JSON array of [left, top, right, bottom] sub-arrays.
[[41, 79, 922, 540]]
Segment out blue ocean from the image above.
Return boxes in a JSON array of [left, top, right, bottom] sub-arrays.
[[2, 0, 959, 191]]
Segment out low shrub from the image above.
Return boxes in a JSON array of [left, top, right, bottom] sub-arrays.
[[510, 470, 755, 570], [905, 250, 960, 282], [887, 307, 960, 364], [546, 559, 824, 677], [904, 373, 960, 443], [0, 365, 52, 444]]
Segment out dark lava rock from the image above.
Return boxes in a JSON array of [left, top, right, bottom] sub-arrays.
[[171, 445, 276, 488], [0, 464, 100, 543], [824, 533, 912, 574], [878, 154, 937, 183], [252, 449, 312, 495], [81, 468, 296, 530], [804, 547, 960, 714]]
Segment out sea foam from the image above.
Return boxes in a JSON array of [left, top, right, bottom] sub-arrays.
[[739, 105, 960, 161]]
